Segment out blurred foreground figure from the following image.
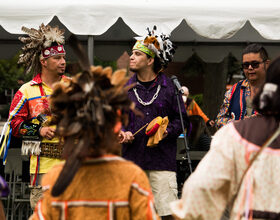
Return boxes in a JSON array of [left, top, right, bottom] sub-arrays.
[[171, 56, 280, 219], [29, 35, 159, 220], [0, 176, 9, 219]]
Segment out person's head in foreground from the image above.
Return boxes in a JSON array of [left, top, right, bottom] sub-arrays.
[[252, 55, 280, 117], [50, 65, 133, 196]]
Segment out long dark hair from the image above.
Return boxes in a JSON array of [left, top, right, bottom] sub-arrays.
[[146, 54, 163, 74]]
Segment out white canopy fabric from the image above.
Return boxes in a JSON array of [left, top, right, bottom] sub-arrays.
[[2, 0, 280, 40]]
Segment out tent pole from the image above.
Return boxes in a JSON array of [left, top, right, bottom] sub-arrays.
[[88, 35, 94, 65]]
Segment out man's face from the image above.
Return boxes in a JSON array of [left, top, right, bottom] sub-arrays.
[[242, 53, 267, 85], [130, 50, 151, 72], [42, 54, 66, 76]]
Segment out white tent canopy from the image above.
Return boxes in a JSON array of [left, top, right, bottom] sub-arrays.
[[1, 0, 280, 62], [2, 0, 280, 119], [2, 0, 280, 39]]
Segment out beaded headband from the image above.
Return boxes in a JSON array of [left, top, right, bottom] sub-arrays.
[[133, 41, 155, 58], [42, 45, 66, 59]]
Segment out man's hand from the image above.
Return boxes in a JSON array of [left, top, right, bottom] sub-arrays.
[[40, 127, 56, 140], [118, 131, 134, 144], [231, 112, 235, 120], [162, 130, 168, 139], [208, 120, 215, 127]]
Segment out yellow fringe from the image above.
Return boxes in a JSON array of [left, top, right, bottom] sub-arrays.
[[0, 125, 10, 157]]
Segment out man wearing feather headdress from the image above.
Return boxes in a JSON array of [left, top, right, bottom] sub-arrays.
[[6, 23, 68, 210], [119, 26, 188, 219]]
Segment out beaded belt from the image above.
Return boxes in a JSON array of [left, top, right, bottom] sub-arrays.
[[40, 143, 64, 159], [21, 141, 64, 159]]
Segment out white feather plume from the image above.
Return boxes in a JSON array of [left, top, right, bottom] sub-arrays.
[[134, 25, 176, 67]]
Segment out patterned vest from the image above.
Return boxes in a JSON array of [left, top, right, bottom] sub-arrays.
[[228, 81, 247, 120]]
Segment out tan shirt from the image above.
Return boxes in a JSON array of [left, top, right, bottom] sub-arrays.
[[30, 155, 159, 220], [171, 117, 280, 219]]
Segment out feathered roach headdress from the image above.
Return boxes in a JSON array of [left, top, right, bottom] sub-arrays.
[[49, 35, 141, 197], [133, 25, 176, 68], [18, 23, 66, 74]]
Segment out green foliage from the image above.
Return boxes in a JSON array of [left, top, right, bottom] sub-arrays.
[[227, 53, 242, 84], [66, 57, 117, 75], [0, 104, 10, 119], [228, 53, 241, 75], [94, 57, 117, 70], [0, 55, 116, 95], [0, 54, 32, 93], [191, 93, 203, 106], [181, 53, 205, 76]]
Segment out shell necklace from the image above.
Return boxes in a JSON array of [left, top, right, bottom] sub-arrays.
[[133, 84, 161, 106]]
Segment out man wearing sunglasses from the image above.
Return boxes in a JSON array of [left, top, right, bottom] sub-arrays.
[[216, 43, 270, 128]]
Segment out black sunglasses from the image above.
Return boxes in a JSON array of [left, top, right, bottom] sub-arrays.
[[242, 61, 265, 69]]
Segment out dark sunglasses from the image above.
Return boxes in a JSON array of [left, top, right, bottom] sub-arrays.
[[242, 61, 265, 69]]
